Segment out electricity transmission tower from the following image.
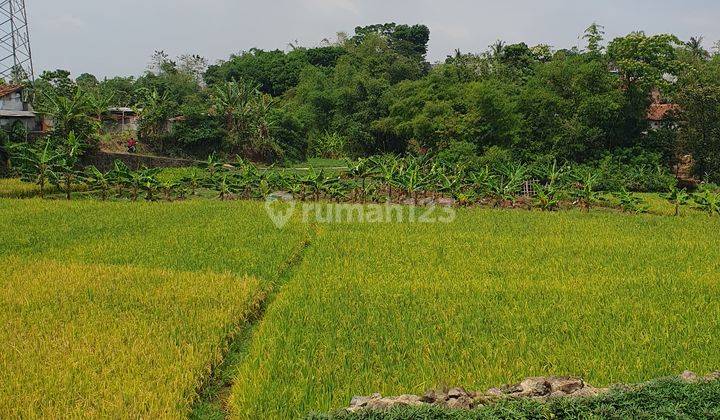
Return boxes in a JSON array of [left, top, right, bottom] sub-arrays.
[[0, 0, 33, 82]]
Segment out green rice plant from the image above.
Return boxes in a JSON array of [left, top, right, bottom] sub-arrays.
[[0, 199, 310, 280], [0, 257, 264, 418], [229, 209, 720, 418]]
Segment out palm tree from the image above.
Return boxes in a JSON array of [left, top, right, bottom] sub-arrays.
[[686, 36, 710, 59], [490, 40, 506, 58]]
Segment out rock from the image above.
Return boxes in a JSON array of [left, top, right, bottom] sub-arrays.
[[548, 391, 567, 399], [518, 377, 551, 397], [681, 371, 699, 382], [436, 197, 456, 207], [485, 387, 504, 397], [349, 395, 371, 408], [421, 389, 446, 403], [343, 372, 701, 413], [548, 377, 585, 394], [396, 394, 422, 405], [350, 393, 423, 412], [705, 372, 720, 381], [366, 398, 394, 410], [446, 395, 474, 409], [447, 387, 468, 399]]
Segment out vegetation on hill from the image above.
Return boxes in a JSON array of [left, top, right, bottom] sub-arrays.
[[8, 23, 718, 183]]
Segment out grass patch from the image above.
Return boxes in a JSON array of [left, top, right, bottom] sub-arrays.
[[0, 257, 264, 418], [229, 209, 720, 418]]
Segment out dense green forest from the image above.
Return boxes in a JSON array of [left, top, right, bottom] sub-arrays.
[[24, 23, 720, 180]]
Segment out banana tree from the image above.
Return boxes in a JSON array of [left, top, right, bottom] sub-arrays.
[[84, 166, 112, 201], [693, 190, 720, 216], [533, 183, 560, 211], [571, 170, 600, 213], [371, 155, 400, 202], [491, 164, 527, 207], [9, 140, 62, 198], [346, 158, 376, 203], [301, 167, 329, 201], [115, 167, 158, 202], [468, 167, 494, 201], [613, 188, 649, 214], [140, 170, 162, 201], [160, 179, 178, 201], [208, 173, 236, 201], [200, 153, 225, 178], [397, 161, 423, 204], [54, 132, 85, 200], [662, 186, 690, 216], [180, 167, 205, 197]]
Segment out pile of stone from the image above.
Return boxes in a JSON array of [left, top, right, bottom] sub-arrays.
[[347, 371, 720, 413]]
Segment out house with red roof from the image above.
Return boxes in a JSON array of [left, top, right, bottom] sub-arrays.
[[0, 84, 40, 132]]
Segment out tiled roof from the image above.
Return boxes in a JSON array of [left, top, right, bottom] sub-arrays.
[[0, 84, 23, 98], [647, 103, 679, 121]]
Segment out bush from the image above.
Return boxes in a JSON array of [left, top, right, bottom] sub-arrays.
[[309, 131, 348, 160], [436, 141, 478, 166], [578, 150, 676, 192], [476, 146, 515, 169]]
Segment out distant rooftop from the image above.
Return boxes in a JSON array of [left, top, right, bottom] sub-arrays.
[[0, 84, 24, 98], [647, 103, 679, 121]]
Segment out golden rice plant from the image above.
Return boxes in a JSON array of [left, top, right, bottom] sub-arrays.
[[0, 257, 265, 418]]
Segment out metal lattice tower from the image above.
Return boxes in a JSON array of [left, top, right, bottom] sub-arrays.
[[0, 0, 33, 83]]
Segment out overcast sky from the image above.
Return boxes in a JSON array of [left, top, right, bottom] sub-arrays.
[[29, 0, 720, 79]]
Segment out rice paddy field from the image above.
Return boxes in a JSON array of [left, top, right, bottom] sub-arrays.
[[229, 210, 720, 418], [1, 194, 720, 418]]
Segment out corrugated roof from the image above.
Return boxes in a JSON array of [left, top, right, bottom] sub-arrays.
[[0, 84, 24, 98]]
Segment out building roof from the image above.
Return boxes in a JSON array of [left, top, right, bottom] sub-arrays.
[[0, 84, 24, 98], [647, 103, 679, 121], [0, 109, 36, 118]]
